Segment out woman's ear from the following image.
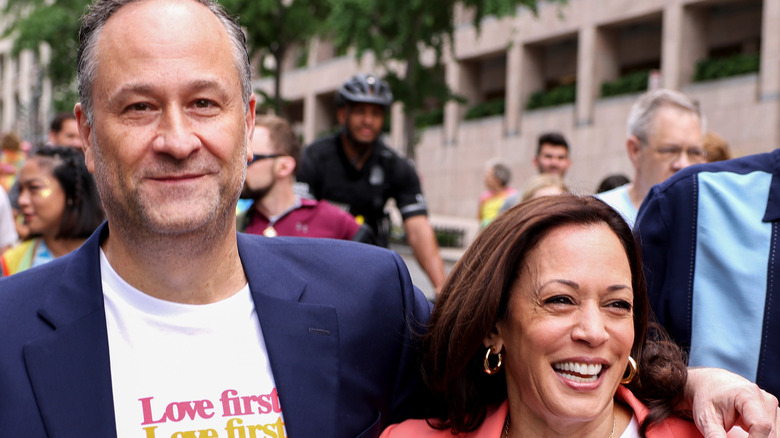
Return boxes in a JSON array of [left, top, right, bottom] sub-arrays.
[[483, 323, 504, 353]]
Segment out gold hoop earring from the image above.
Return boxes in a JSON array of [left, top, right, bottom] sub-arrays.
[[621, 356, 637, 384], [483, 348, 503, 375]]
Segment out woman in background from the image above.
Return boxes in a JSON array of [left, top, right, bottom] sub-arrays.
[[0, 131, 26, 192], [1, 146, 104, 276]]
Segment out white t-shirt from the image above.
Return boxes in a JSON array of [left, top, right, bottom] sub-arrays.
[[101, 250, 285, 438], [0, 186, 17, 249], [596, 184, 638, 228], [620, 414, 640, 438]]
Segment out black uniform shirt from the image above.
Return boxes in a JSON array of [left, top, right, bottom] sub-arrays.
[[298, 133, 428, 246]]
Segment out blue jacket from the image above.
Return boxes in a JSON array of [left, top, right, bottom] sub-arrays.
[[0, 223, 432, 437], [637, 149, 780, 396]]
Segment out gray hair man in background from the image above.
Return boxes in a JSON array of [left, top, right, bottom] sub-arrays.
[[597, 89, 707, 227]]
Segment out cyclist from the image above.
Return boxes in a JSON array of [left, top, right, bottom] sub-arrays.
[[298, 73, 445, 293]]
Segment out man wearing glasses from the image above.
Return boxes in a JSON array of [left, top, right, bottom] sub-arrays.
[[636, 108, 780, 397], [597, 88, 706, 227], [238, 115, 372, 241]]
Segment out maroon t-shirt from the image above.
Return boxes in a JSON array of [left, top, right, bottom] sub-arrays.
[[245, 198, 360, 240]]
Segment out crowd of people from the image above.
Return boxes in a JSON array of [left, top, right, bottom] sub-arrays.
[[0, 0, 777, 437]]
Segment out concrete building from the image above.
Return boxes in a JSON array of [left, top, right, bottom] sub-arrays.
[[255, 0, 779, 238], [0, 0, 52, 144]]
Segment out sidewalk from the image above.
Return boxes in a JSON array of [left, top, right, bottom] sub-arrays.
[[390, 243, 464, 302]]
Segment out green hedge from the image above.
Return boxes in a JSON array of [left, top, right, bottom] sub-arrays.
[[526, 83, 576, 110], [415, 108, 444, 129], [464, 98, 505, 120], [601, 70, 651, 98], [693, 53, 760, 82], [434, 227, 465, 248]]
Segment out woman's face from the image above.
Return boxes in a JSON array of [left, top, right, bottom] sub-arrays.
[[486, 222, 634, 431], [17, 159, 66, 237]]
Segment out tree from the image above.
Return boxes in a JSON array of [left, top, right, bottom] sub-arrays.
[[220, 0, 331, 116], [327, 0, 566, 159], [4, 0, 330, 117], [2, 0, 88, 113]]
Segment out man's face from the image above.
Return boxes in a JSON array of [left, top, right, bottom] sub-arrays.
[[50, 119, 83, 148], [76, 0, 255, 237], [338, 103, 385, 145], [534, 144, 570, 177], [241, 126, 277, 200], [632, 106, 704, 189]]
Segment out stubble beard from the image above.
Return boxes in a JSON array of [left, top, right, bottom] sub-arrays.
[[240, 177, 274, 201], [91, 136, 246, 252]]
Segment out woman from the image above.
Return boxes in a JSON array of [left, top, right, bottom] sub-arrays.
[[382, 195, 745, 438], [0, 131, 27, 192], [1, 146, 104, 276]]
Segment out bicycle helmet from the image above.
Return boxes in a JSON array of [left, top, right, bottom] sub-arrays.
[[337, 74, 393, 107]]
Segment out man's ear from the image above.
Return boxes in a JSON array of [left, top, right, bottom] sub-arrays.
[[275, 156, 297, 178], [336, 107, 347, 125], [74, 103, 95, 173], [246, 96, 257, 163], [626, 135, 642, 170]]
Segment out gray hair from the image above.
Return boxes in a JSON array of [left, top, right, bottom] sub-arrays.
[[626, 89, 706, 146], [485, 158, 512, 187], [77, 0, 252, 125]]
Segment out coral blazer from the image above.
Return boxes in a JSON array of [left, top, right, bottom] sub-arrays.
[[380, 385, 748, 438]]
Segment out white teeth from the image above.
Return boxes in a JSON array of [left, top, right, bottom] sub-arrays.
[[553, 361, 602, 377], [556, 371, 598, 383]]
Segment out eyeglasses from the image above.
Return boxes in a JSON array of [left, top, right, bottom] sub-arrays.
[[249, 153, 283, 165], [653, 146, 707, 163]]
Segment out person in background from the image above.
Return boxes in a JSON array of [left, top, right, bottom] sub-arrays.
[[238, 115, 372, 241], [0, 186, 17, 253], [534, 132, 571, 177], [500, 132, 572, 213], [47, 112, 84, 149], [703, 131, 732, 163], [596, 173, 631, 194], [597, 89, 706, 227], [298, 73, 445, 291], [0, 132, 26, 192], [1, 146, 103, 276], [382, 195, 762, 438], [478, 158, 517, 229], [637, 145, 780, 397], [499, 173, 569, 215], [520, 173, 569, 203]]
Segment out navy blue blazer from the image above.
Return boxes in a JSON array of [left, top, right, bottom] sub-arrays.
[[0, 223, 432, 437]]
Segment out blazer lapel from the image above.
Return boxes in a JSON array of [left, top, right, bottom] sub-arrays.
[[24, 224, 117, 437], [238, 234, 340, 438]]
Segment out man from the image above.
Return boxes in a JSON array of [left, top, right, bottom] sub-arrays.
[[238, 115, 371, 241], [637, 146, 780, 397], [0, 0, 429, 436], [534, 131, 571, 177], [297, 73, 445, 291], [598, 89, 707, 227], [48, 112, 83, 148], [500, 132, 571, 212], [0, 1, 776, 437]]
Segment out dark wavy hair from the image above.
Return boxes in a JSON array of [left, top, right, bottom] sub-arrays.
[[422, 195, 687, 437], [29, 146, 105, 239]]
